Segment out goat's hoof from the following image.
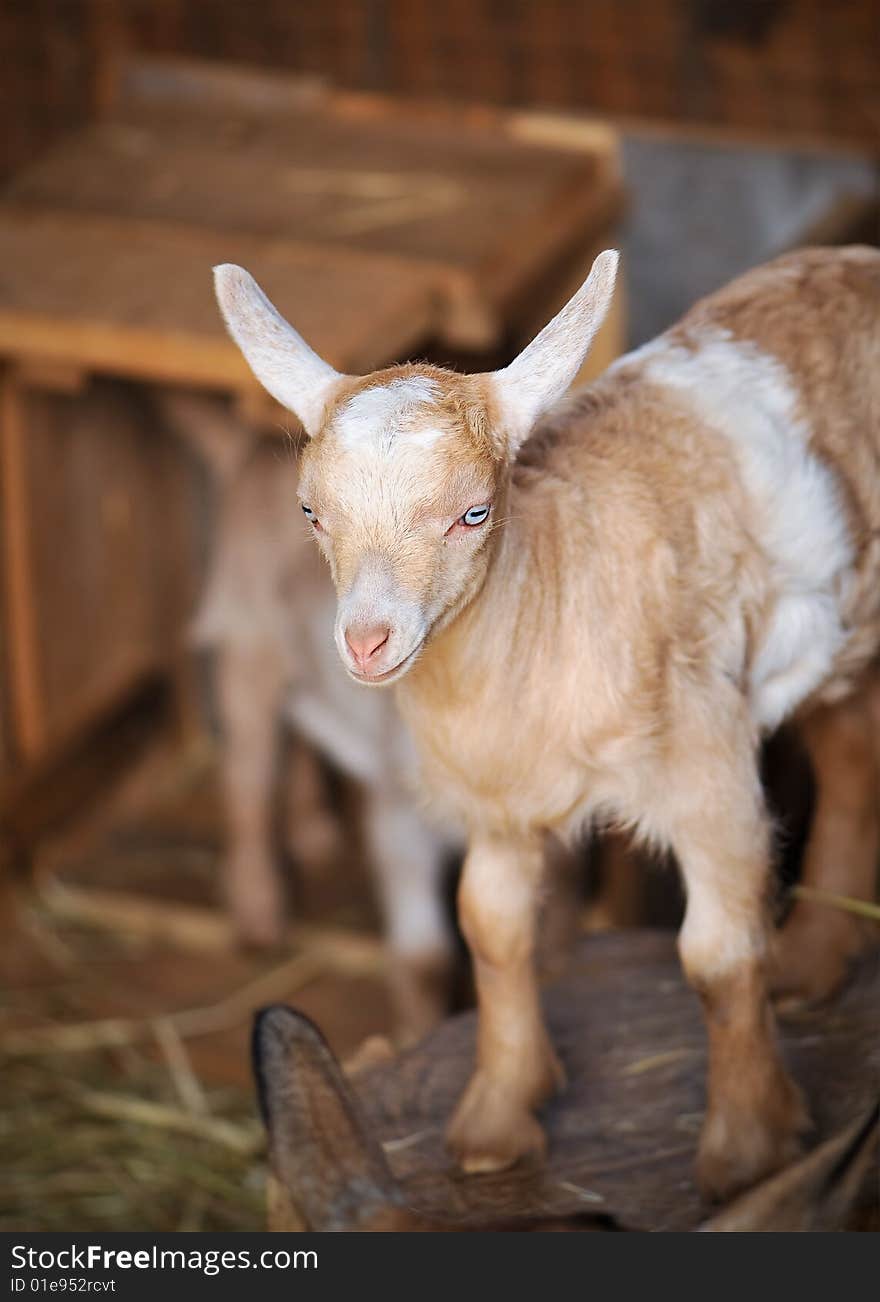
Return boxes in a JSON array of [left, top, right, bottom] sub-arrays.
[[446, 1064, 561, 1174], [447, 1095, 546, 1174], [695, 1075, 811, 1202]]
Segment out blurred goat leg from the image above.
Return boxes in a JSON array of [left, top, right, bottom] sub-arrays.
[[362, 789, 454, 1042], [772, 682, 880, 1007], [216, 642, 287, 949], [283, 738, 345, 873]]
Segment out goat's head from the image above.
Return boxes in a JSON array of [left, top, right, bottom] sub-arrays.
[[214, 250, 618, 684]]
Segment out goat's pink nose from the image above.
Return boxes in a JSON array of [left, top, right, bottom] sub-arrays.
[[345, 624, 391, 671]]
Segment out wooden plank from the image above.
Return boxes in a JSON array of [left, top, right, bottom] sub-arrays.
[[0, 310, 270, 398], [87, 0, 129, 120], [6, 117, 611, 274], [0, 672, 165, 866], [8, 375, 202, 780], [354, 932, 880, 1232], [0, 209, 440, 385], [5, 60, 625, 349], [39, 647, 164, 779], [111, 52, 329, 117], [478, 169, 624, 320], [600, 111, 877, 164], [5, 114, 608, 270], [14, 358, 87, 395], [0, 370, 44, 758]]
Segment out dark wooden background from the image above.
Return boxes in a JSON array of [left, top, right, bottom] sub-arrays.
[[3, 0, 878, 186]]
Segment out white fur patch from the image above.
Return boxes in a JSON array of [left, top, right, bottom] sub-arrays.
[[336, 377, 442, 451], [679, 885, 764, 980], [635, 328, 854, 731]]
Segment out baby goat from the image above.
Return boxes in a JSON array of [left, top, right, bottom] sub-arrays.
[[158, 391, 455, 1039], [215, 246, 880, 1200]]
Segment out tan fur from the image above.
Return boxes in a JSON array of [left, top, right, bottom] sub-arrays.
[[448, 833, 565, 1171], [217, 247, 880, 1200]]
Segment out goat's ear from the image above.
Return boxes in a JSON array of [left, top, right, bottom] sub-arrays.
[[490, 249, 619, 454], [214, 265, 343, 436], [252, 1005, 404, 1231]]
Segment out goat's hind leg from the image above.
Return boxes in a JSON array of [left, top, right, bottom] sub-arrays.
[[771, 684, 879, 1007], [447, 833, 564, 1173], [283, 738, 344, 872]]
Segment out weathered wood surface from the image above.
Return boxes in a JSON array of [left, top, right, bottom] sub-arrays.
[[0, 209, 439, 393], [9, 80, 616, 267], [4, 57, 624, 348], [351, 932, 879, 1232]]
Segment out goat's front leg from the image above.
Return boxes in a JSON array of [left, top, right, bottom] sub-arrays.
[[447, 833, 564, 1173], [669, 743, 810, 1201]]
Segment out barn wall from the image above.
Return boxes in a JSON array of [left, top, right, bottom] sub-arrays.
[[1, 1, 877, 183]]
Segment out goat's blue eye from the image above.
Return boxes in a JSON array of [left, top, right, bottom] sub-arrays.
[[461, 504, 490, 527], [301, 504, 316, 521]]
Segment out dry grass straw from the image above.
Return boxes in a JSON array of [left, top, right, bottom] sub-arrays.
[[1, 948, 326, 1058], [1, 1045, 267, 1232], [1, 869, 397, 1232], [0, 896, 327, 1232], [791, 884, 880, 924]]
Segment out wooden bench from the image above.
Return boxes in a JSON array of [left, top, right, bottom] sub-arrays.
[[256, 932, 879, 1232]]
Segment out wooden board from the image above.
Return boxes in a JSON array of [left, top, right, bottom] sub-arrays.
[[5, 59, 624, 347], [9, 86, 616, 269], [354, 932, 879, 1232], [2, 376, 198, 764], [0, 209, 439, 393]]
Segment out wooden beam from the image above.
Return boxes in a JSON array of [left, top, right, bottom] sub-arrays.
[[0, 668, 165, 864], [0, 312, 263, 399], [114, 53, 328, 118], [15, 357, 88, 395], [0, 370, 44, 758]]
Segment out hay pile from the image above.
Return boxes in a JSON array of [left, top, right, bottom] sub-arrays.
[[0, 896, 273, 1234], [1, 1044, 266, 1232], [1, 882, 393, 1233]]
